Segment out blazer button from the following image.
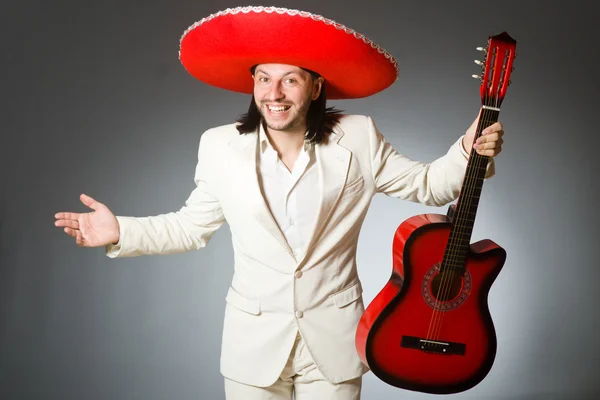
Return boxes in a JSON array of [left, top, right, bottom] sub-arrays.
[[295, 270, 303, 278], [295, 310, 304, 318]]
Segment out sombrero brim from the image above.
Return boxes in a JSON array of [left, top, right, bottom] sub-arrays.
[[179, 6, 399, 99]]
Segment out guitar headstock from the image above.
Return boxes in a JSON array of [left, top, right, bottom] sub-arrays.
[[472, 32, 517, 107]]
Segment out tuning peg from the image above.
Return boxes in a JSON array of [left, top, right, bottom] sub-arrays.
[[474, 60, 483, 65], [476, 46, 487, 52], [472, 74, 482, 81]]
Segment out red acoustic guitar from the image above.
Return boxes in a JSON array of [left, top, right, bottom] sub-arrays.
[[356, 32, 517, 394]]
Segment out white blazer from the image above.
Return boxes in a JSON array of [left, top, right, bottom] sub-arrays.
[[105, 114, 493, 386]]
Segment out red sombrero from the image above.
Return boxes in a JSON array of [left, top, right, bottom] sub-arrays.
[[179, 6, 399, 99]]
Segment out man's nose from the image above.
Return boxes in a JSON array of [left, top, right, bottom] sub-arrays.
[[266, 82, 284, 100]]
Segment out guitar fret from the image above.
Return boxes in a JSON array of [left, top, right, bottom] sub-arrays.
[[456, 229, 473, 234], [452, 217, 476, 222]]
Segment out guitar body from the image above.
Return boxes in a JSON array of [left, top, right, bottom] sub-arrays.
[[356, 213, 506, 394]]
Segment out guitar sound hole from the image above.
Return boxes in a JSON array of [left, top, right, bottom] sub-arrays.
[[431, 271, 463, 302]]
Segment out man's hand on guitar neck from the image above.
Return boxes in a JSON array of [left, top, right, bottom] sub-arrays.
[[463, 108, 505, 157]]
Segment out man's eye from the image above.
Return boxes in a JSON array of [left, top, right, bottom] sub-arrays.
[[285, 79, 296, 84], [259, 77, 269, 83]]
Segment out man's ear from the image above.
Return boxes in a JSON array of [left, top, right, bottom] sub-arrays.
[[312, 77, 324, 100]]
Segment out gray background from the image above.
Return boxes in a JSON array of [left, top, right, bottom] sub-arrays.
[[1, 0, 598, 399]]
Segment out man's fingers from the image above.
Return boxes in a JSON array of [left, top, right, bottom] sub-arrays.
[[475, 138, 503, 150], [64, 227, 77, 238], [76, 232, 84, 247], [55, 219, 79, 229], [55, 212, 81, 221], [476, 147, 502, 157], [478, 131, 500, 142], [482, 122, 503, 134], [482, 128, 504, 138], [80, 193, 102, 211], [475, 132, 503, 145], [63, 227, 87, 247]]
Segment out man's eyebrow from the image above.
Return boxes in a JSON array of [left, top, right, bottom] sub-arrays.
[[282, 71, 303, 78], [254, 69, 304, 78]]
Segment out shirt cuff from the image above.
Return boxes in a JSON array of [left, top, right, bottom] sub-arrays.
[[105, 216, 125, 258], [458, 135, 470, 159]]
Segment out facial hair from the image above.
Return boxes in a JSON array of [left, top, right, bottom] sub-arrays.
[[257, 97, 311, 133]]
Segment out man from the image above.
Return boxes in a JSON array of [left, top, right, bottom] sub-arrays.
[[54, 6, 504, 399]]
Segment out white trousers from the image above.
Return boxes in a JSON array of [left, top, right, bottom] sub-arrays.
[[224, 332, 362, 399]]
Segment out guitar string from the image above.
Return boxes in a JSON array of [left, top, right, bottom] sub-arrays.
[[421, 41, 513, 351], [426, 100, 498, 345], [429, 104, 495, 343], [423, 107, 489, 344], [429, 100, 499, 345], [425, 106, 491, 345], [431, 108, 494, 343], [435, 106, 494, 310], [423, 106, 487, 343]]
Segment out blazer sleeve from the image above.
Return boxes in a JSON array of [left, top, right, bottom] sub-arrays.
[[367, 116, 495, 207], [105, 131, 226, 258]]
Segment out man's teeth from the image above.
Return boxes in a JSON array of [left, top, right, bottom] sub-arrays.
[[268, 106, 290, 113]]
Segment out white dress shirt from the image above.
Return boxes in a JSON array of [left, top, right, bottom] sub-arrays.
[[257, 124, 320, 260]]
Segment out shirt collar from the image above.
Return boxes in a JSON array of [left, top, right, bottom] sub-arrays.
[[259, 120, 313, 154]]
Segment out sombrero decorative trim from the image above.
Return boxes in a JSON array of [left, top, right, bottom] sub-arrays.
[[178, 6, 399, 99]]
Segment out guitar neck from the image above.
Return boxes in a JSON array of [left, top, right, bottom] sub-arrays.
[[443, 105, 500, 273]]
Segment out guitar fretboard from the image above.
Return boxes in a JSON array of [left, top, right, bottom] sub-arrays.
[[442, 107, 500, 273]]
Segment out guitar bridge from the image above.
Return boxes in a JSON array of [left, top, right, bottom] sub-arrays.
[[401, 335, 466, 356]]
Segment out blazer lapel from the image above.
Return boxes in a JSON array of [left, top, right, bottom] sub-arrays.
[[299, 127, 351, 265], [228, 126, 295, 259]]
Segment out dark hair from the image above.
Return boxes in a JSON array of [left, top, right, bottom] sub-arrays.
[[235, 67, 343, 144]]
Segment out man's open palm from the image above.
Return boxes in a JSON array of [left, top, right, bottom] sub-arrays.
[[55, 194, 120, 247]]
